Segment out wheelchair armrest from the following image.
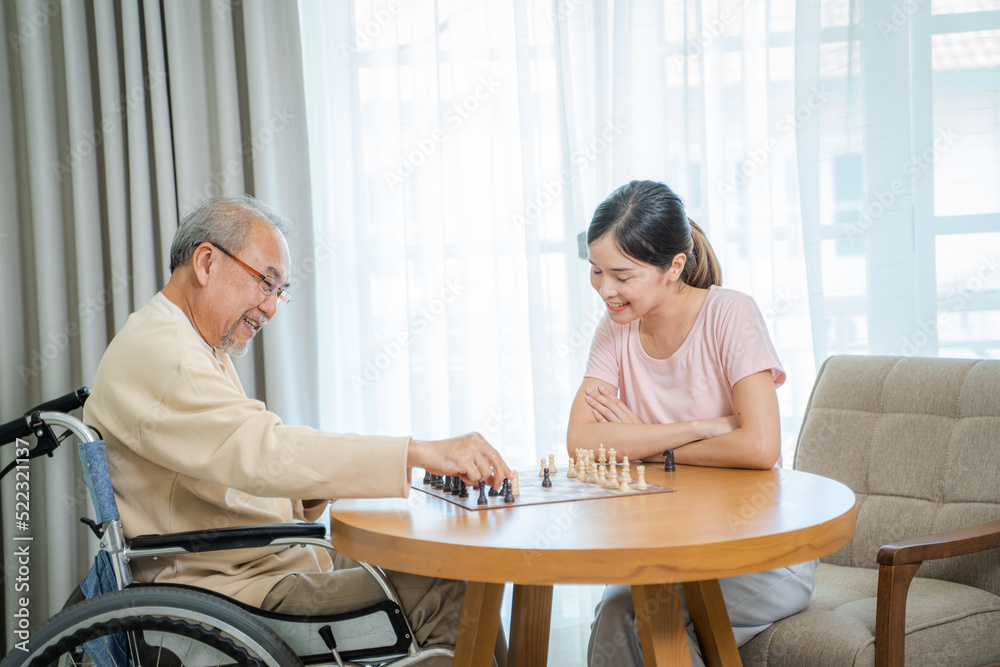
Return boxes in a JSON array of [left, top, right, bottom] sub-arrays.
[[128, 522, 327, 553]]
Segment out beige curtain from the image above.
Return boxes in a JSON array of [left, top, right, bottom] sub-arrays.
[[0, 0, 317, 649]]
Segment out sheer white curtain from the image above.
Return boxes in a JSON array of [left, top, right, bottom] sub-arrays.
[[796, 0, 1000, 364], [300, 0, 591, 466], [298, 0, 1000, 469]]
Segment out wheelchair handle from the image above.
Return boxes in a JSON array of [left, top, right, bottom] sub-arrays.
[[33, 386, 90, 414], [0, 387, 90, 446], [0, 414, 33, 446]]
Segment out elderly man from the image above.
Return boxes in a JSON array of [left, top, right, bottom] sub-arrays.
[[83, 195, 510, 664]]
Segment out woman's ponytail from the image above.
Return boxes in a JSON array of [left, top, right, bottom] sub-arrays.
[[683, 219, 722, 289]]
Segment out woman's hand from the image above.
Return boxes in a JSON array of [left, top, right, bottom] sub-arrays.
[[585, 386, 644, 424]]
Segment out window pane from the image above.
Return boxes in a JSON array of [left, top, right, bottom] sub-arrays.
[[932, 30, 1000, 216], [936, 233, 1000, 357], [933, 0, 1000, 14]]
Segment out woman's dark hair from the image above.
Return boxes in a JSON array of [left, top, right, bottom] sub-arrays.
[[587, 180, 721, 289]]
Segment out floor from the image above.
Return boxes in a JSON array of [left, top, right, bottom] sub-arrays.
[[499, 583, 606, 666]]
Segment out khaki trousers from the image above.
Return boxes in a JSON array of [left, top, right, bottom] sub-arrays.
[[261, 551, 507, 666]]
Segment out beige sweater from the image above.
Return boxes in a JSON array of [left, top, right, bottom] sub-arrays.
[[83, 293, 411, 605]]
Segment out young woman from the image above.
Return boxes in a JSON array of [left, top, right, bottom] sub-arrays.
[[567, 180, 815, 667]]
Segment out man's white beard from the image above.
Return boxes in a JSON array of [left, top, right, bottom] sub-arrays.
[[219, 321, 251, 357]]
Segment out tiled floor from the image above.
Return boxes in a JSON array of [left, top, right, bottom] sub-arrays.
[[499, 583, 606, 666]]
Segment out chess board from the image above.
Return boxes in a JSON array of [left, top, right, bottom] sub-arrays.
[[412, 468, 674, 511]]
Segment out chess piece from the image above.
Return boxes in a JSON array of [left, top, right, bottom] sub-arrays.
[[459, 480, 469, 498], [598, 445, 606, 465], [477, 481, 488, 505], [618, 476, 630, 492], [504, 481, 515, 503], [542, 467, 552, 488], [608, 462, 618, 485], [636, 465, 647, 490], [663, 449, 676, 472], [567, 457, 576, 478], [622, 456, 630, 478], [540, 458, 546, 477], [587, 460, 597, 484], [577, 458, 588, 482], [511, 470, 520, 497], [597, 464, 607, 487], [549, 454, 557, 474], [423, 470, 431, 484], [443, 476, 453, 493], [608, 448, 617, 466], [433, 475, 444, 489], [489, 483, 499, 497]]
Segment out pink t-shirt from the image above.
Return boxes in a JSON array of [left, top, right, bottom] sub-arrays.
[[584, 286, 785, 425]]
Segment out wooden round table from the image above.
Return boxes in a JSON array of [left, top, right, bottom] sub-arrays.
[[329, 464, 856, 666]]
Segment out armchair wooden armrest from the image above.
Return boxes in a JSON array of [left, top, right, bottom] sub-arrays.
[[874, 519, 1000, 667]]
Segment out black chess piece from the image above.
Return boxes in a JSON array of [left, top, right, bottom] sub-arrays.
[[443, 476, 453, 493], [663, 449, 675, 472], [542, 467, 552, 488], [503, 479, 515, 503], [458, 481, 469, 498], [433, 475, 444, 489], [451, 479, 462, 496], [488, 482, 499, 497], [477, 481, 488, 505], [422, 470, 431, 484]]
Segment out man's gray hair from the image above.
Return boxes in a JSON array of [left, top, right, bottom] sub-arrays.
[[169, 195, 293, 272]]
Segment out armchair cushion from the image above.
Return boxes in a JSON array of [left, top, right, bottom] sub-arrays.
[[739, 563, 1000, 667]]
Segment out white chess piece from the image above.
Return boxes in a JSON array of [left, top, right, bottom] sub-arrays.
[[567, 457, 576, 478], [608, 462, 618, 485], [540, 458, 546, 477], [636, 465, 647, 490], [618, 476, 630, 492], [549, 454, 557, 474], [511, 471, 520, 497]]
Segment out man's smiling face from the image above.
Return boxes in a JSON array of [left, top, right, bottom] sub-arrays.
[[210, 221, 291, 357]]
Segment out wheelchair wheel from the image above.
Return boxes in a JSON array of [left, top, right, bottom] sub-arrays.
[[3, 586, 304, 667]]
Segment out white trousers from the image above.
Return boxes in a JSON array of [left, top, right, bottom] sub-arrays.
[[587, 559, 818, 667]]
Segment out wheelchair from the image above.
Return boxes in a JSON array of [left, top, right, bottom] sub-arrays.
[[0, 389, 455, 666]]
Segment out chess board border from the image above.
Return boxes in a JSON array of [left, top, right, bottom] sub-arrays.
[[412, 468, 674, 511]]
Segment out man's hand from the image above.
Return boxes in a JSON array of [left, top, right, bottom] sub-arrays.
[[408, 432, 512, 490]]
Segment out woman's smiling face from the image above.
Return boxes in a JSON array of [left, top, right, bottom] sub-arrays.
[[588, 235, 679, 323]]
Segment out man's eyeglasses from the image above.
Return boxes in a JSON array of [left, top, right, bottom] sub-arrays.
[[208, 242, 291, 305]]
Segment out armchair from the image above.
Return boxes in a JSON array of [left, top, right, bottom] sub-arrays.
[[739, 355, 1000, 667]]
